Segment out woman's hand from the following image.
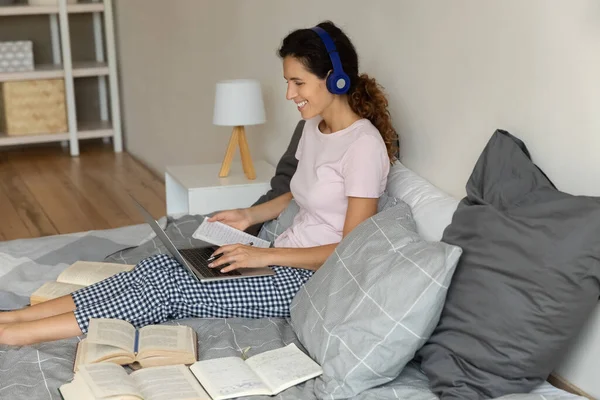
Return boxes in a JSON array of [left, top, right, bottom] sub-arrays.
[[208, 244, 272, 273], [207, 208, 253, 231]]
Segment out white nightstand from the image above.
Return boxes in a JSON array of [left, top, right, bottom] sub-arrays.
[[165, 160, 276, 216]]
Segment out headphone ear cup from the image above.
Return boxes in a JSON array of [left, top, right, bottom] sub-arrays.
[[327, 72, 351, 95]]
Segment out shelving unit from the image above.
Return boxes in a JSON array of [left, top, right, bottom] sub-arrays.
[[0, 0, 122, 156], [0, 62, 109, 81], [0, 2, 104, 16]]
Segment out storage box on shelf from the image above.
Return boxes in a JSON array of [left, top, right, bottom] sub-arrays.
[[0, 78, 67, 136], [0, 41, 34, 73]]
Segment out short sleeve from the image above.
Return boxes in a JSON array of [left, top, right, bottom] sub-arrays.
[[342, 135, 389, 198]]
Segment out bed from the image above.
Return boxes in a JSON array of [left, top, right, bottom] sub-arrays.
[[0, 215, 589, 400], [0, 132, 598, 400]]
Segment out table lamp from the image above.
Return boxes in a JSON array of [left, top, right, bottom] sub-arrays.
[[213, 79, 266, 180]]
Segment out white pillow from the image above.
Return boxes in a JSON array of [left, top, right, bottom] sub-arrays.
[[386, 161, 459, 241]]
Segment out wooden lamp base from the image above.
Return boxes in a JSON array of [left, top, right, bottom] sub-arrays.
[[219, 125, 256, 180]]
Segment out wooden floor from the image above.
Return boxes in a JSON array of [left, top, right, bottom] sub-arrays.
[[0, 140, 166, 241]]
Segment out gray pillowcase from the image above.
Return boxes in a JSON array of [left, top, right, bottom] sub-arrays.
[[245, 120, 305, 236], [257, 199, 300, 243], [418, 130, 600, 399], [289, 200, 462, 399]]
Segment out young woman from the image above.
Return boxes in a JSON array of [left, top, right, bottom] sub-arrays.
[[0, 21, 398, 346]]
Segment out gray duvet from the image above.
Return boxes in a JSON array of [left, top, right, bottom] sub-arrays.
[[0, 216, 584, 400]]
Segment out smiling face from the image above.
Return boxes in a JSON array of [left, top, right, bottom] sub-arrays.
[[283, 56, 334, 120]]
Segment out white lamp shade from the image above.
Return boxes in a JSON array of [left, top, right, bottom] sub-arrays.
[[213, 79, 266, 126]]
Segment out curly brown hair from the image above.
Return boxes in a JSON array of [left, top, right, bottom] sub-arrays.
[[278, 21, 399, 163], [349, 73, 398, 162]]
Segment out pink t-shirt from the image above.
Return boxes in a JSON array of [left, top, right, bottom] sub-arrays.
[[274, 116, 390, 249]]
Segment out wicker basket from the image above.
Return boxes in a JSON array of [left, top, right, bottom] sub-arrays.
[[0, 79, 68, 136]]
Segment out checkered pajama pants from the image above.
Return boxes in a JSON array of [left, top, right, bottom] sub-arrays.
[[71, 254, 314, 333]]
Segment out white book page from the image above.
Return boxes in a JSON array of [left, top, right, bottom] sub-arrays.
[[84, 341, 132, 363], [57, 261, 135, 286], [87, 318, 136, 353], [31, 281, 84, 301], [246, 343, 323, 394], [78, 363, 142, 399], [192, 217, 270, 248], [59, 374, 97, 400], [189, 357, 271, 400], [131, 365, 209, 400], [138, 325, 193, 353]]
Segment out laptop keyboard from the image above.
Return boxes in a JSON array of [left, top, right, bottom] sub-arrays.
[[179, 247, 241, 278]]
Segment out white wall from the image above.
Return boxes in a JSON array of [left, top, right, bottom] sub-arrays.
[[114, 0, 600, 395], [113, 0, 243, 174], [115, 0, 600, 198], [383, 0, 600, 199]]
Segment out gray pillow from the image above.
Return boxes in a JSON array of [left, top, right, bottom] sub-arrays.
[[289, 200, 462, 399], [258, 199, 300, 243], [418, 130, 600, 399]]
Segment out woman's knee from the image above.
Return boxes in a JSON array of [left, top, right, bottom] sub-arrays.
[[136, 254, 180, 274]]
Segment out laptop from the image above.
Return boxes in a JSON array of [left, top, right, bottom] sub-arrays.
[[131, 196, 275, 283]]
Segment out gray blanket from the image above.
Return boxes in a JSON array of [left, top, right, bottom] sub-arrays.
[[0, 217, 585, 400], [0, 220, 166, 309]]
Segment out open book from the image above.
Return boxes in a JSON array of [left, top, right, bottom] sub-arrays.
[[30, 261, 135, 305], [190, 343, 322, 399], [192, 217, 270, 248], [59, 363, 210, 400], [61, 343, 321, 400], [74, 318, 197, 372]]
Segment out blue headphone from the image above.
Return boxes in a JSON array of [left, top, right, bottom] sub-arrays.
[[311, 26, 351, 95]]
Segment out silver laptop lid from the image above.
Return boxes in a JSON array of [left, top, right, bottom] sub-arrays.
[[129, 195, 275, 282], [130, 196, 200, 278]]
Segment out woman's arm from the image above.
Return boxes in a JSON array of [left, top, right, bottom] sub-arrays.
[[212, 196, 379, 272], [341, 197, 379, 237], [247, 192, 293, 226], [266, 197, 378, 270], [208, 192, 293, 230]]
